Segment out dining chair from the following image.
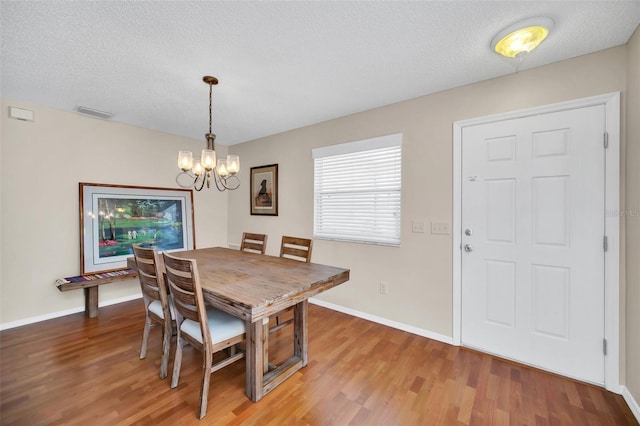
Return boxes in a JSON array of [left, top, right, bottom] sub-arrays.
[[270, 236, 314, 332], [279, 236, 313, 262], [132, 243, 175, 379], [162, 251, 246, 420], [240, 232, 268, 254]]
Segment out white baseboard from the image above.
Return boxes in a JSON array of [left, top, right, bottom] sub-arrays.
[[622, 386, 640, 423], [308, 298, 453, 345], [0, 294, 142, 331]]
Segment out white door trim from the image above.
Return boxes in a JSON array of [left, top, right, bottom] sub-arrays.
[[452, 92, 621, 393]]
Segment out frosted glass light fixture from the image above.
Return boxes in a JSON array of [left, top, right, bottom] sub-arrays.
[[176, 76, 240, 191], [178, 151, 193, 171], [491, 18, 554, 58]]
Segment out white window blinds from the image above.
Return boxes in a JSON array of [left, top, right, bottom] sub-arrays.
[[313, 134, 402, 246]]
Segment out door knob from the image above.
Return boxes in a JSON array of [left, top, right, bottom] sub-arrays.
[[464, 244, 473, 252], [465, 228, 473, 236]]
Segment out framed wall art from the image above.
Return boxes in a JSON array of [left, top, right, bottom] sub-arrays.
[[79, 183, 195, 274], [250, 164, 278, 216]]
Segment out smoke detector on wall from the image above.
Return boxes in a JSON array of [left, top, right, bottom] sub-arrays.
[[9, 106, 34, 121]]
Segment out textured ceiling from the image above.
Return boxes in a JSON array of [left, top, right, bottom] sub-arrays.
[[1, 1, 639, 146]]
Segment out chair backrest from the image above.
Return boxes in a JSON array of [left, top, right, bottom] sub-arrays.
[[132, 244, 171, 318], [162, 252, 211, 347], [240, 232, 268, 254], [280, 236, 313, 263]]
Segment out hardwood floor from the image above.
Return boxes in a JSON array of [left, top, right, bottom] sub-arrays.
[[0, 300, 636, 425]]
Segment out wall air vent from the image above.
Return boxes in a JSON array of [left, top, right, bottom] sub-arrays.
[[76, 106, 113, 119]]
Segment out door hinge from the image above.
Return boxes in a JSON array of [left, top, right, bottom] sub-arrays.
[[603, 338, 608, 355], [603, 235, 608, 252], [604, 132, 609, 149]]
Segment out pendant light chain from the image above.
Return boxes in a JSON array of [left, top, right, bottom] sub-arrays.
[[208, 81, 213, 136]]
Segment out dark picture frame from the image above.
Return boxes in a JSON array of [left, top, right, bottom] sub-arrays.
[[250, 164, 278, 216], [79, 182, 195, 274]]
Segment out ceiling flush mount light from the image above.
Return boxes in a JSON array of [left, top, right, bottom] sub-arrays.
[[176, 76, 240, 191], [491, 18, 554, 58]]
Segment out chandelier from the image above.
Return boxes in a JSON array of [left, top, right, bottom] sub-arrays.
[[176, 76, 240, 191]]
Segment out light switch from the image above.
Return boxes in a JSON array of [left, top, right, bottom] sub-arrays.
[[431, 222, 450, 235], [412, 221, 425, 233]]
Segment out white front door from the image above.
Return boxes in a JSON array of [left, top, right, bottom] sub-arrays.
[[461, 105, 606, 384]]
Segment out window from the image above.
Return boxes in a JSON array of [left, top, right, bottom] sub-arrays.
[[313, 134, 402, 246]]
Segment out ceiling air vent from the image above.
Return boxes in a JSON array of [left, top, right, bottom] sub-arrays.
[[76, 106, 113, 119]]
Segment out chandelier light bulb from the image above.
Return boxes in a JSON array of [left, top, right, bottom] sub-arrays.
[[226, 155, 240, 175], [193, 162, 203, 176], [178, 151, 193, 172], [201, 149, 216, 171], [217, 159, 229, 177]]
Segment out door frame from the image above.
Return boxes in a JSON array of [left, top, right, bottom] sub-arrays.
[[452, 92, 621, 392]]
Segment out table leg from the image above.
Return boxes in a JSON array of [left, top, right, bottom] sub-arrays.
[[84, 287, 99, 318], [262, 317, 270, 373], [245, 301, 309, 402], [293, 300, 308, 366], [245, 320, 264, 402]]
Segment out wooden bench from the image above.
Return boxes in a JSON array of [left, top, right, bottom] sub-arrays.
[[56, 269, 138, 318]]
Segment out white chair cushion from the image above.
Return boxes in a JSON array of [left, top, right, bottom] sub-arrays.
[[148, 299, 175, 320], [180, 308, 245, 344]]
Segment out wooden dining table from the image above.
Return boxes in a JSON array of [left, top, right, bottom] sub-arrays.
[[130, 246, 350, 402]]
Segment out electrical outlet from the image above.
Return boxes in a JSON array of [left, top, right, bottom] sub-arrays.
[[379, 281, 388, 295], [431, 222, 450, 235]]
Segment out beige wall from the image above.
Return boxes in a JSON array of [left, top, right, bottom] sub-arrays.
[[625, 26, 640, 406], [228, 47, 629, 349], [0, 99, 229, 324]]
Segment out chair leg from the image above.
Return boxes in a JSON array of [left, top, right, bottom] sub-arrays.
[[171, 336, 184, 389], [139, 315, 152, 359], [159, 321, 171, 379], [198, 350, 213, 419]]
